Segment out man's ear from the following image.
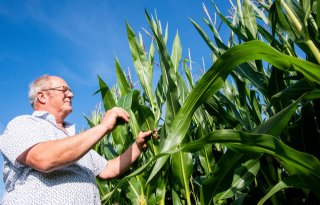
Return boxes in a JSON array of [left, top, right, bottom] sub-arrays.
[[37, 92, 46, 104]]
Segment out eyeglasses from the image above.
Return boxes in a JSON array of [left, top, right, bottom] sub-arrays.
[[42, 86, 73, 95]]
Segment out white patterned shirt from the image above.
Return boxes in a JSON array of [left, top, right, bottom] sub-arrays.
[[0, 111, 108, 205]]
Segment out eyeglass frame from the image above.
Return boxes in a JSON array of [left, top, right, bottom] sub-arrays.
[[41, 86, 73, 95]]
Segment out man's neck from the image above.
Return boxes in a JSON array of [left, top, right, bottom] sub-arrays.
[[52, 113, 66, 129], [34, 108, 66, 128]]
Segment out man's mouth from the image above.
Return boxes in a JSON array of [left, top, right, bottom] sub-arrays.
[[64, 100, 72, 105]]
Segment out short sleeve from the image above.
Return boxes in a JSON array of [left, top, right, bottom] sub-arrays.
[[89, 150, 108, 176], [0, 116, 49, 167]]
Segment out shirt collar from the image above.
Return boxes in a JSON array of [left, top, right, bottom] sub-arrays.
[[32, 111, 75, 135]]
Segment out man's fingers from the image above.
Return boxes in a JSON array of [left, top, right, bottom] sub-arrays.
[[114, 107, 130, 122], [139, 130, 152, 138], [151, 129, 160, 139], [138, 129, 160, 141]]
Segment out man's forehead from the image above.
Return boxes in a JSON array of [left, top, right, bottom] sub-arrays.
[[49, 76, 68, 86]]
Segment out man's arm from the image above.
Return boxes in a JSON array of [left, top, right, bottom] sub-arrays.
[[98, 130, 152, 179], [17, 107, 130, 173]]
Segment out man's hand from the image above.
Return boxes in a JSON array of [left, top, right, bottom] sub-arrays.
[[98, 129, 158, 179], [135, 129, 157, 151], [101, 107, 130, 132]]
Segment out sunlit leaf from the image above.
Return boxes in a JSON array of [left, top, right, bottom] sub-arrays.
[[115, 57, 131, 96], [148, 40, 320, 182], [126, 22, 160, 124]]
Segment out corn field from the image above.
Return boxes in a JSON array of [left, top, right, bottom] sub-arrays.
[[85, 0, 320, 204]]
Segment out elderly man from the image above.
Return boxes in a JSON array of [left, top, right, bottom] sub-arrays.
[[0, 75, 152, 204]]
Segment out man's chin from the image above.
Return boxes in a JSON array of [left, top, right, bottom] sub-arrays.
[[64, 106, 73, 114], [67, 107, 73, 113]]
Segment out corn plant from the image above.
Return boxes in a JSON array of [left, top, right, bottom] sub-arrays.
[[86, 0, 320, 204]]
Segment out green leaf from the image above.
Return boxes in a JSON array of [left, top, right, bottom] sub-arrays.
[[233, 63, 268, 96], [155, 74, 167, 110], [271, 79, 315, 102], [148, 40, 320, 182], [114, 91, 143, 148], [83, 114, 95, 128], [126, 176, 147, 205], [98, 75, 116, 111], [101, 151, 175, 203], [189, 18, 219, 55], [171, 32, 182, 73], [204, 96, 240, 129], [172, 150, 193, 203], [146, 11, 181, 129], [242, 0, 258, 39], [98, 76, 126, 152], [183, 60, 194, 89], [267, 66, 288, 112], [172, 189, 183, 205], [317, 0, 320, 28], [101, 128, 320, 203], [126, 21, 160, 124], [211, 1, 249, 42], [117, 89, 155, 137], [182, 130, 320, 200], [148, 41, 155, 75], [200, 151, 259, 205], [103, 143, 118, 160], [257, 175, 305, 205], [251, 95, 300, 136], [177, 73, 190, 105], [154, 176, 166, 205], [270, 0, 301, 41], [131, 95, 155, 132], [117, 89, 137, 111], [249, 90, 262, 124], [115, 57, 131, 96], [213, 158, 260, 201]]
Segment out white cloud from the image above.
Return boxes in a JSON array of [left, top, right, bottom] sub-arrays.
[[21, 1, 134, 85], [25, 1, 124, 49], [0, 121, 5, 134], [0, 0, 155, 87]]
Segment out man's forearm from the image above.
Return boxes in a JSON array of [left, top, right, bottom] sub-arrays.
[[17, 124, 109, 172], [98, 141, 142, 179]]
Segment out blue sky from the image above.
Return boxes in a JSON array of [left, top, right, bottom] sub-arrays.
[[0, 0, 231, 197]]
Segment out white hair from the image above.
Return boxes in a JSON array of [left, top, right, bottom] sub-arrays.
[[28, 75, 52, 109]]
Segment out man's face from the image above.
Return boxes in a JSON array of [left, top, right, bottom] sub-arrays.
[[44, 77, 74, 117]]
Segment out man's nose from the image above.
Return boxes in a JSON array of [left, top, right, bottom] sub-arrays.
[[67, 91, 74, 98]]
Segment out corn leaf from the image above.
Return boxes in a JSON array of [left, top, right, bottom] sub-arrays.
[[98, 76, 126, 153], [115, 57, 131, 96], [271, 79, 317, 101], [148, 40, 320, 182], [126, 22, 160, 124], [146, 12, 181, 130], [182, 129, 320, 201], [98, 75, 116, 110], [171, 32, 182, 73], [126, 176, 146, 205], [172, 150, 193, 203], [242, 0, 258, 39], [257, 175, 305, 205], [101, 128, 320, 203], [213, 158, 260, 201]]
